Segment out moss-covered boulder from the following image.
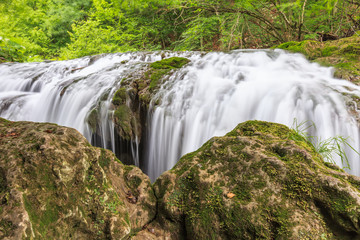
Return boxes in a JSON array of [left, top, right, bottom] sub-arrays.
[[111, 87, 141, 142], [276, 32, 360, 84], [0, 118, 155, 239], [141, 120, 360, 239]]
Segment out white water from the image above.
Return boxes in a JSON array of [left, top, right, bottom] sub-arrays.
[[1, 50, 360, 181], [146, 50, 360, 180], [0, 51, 193, 162]]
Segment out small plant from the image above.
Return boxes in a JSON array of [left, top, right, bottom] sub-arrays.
[[290, 119, 359, 169]]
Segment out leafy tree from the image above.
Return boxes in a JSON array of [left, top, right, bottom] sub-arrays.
[[0, 0, 359, 61], [0, 0, 91, 61]]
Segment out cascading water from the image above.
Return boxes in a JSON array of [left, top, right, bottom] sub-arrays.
[[146, 50, 360, 180], [0, 52, 190, 166], [0, 50, 360, 181]]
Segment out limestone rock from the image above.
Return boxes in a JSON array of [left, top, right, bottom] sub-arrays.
[[152, 120, 360, 239], [0, 118, 155, 239]]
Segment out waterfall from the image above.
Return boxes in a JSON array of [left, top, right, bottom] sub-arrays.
[[0, 52, 182, 164], [1, 50, 360, 181], [146, 50, 360, 180]]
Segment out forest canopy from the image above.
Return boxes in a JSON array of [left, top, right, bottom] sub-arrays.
[[0, 0, 359, 62]]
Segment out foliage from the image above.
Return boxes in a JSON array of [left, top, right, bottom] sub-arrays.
[[290, 119, 360, 169], [0, 0, 91, 61], [0, 0, 359, 61]]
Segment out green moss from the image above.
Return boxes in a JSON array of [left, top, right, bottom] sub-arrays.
[[321, 46, 339, 57], [233, 183, 252, 203], [154, 120, 360, 238], [114, 105, 131, 123], [156, 177, 172, 199], [272, 207, 292, 237], [0, 168, 7, 194], [0, 219, 15, 237], [23, 194, 60, 237], [112, 87, 127, 106], [149, 69, 170, 90], [335, 62, 355, 71], [39, 163, 57, 191], [0, 118, 11, 124], [129, 175, 142, 189], [87, 108, 98, 132], [147, 57, 190, 91], [320, 186, 354, 213], [324, 162, 344, 172], [276, 41, 312, 57], [276, 41, 300, 50], [262, 162, 278, 178], [226, 120, 291, 140], [150, 57, 190, 69], [284, 166, 314, 205], [340, 44, 360, 55], [99, 149, 111, 168]]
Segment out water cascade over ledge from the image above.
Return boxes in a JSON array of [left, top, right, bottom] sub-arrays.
[[1, 50, 360, 181]]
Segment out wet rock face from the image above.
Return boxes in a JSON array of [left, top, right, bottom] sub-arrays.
[[151, 121, 360, 240], [110, 56, 192, 141], [0, 118, 155, 239], [108, 56, 191, 167]]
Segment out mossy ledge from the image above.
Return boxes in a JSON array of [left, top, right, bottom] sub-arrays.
[[148, 57, 190, 90], [2, 118, 360, 239], [275, 31, 360, 84]]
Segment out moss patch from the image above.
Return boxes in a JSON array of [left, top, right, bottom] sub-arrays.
[[150, 57, 190, 69], [112, 87, 127, 106], [148, 57, 190, 90], [87, 108, 98, 132]]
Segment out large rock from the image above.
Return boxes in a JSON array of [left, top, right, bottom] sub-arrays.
[[145, 120, 360, 239], [0, 118, 155, 239]]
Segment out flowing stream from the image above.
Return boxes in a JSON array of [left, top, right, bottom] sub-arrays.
[[1, 50, 360, 181]]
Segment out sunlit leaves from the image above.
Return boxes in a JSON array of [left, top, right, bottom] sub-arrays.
[[0, 0, 358, 61]]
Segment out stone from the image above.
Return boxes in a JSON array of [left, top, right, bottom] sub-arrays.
[[150, 120, 360, 239], [0, 118, 155, 239]]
